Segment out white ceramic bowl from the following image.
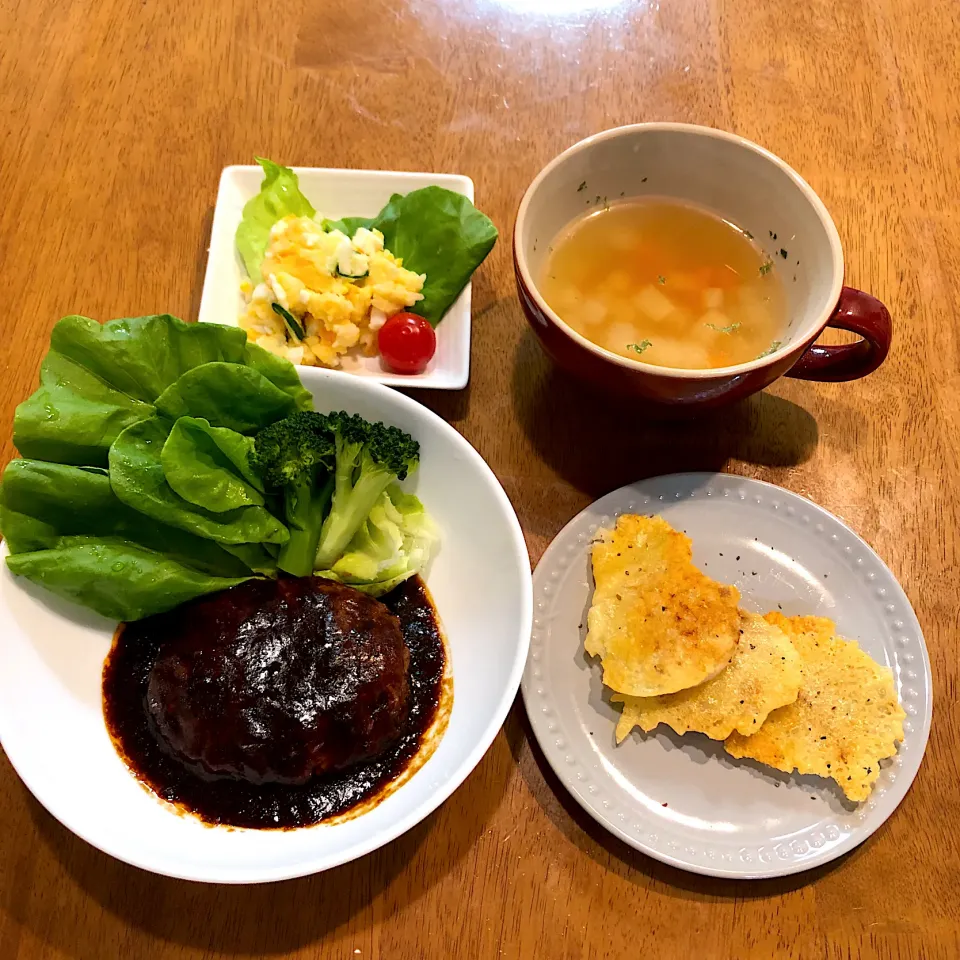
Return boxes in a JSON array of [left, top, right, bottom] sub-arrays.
[[0, 372, 532, 883], [200, 166, 476, 390]]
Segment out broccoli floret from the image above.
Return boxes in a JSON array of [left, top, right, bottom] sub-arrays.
[[250, 411, 335, 576], [313, 412, 420, 569]]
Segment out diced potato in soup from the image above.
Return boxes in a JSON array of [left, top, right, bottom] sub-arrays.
[[634, 285, 675, 323], [703, 287, 724, 310], [604, 322, 638, 353], [579, 299, 608, 325], [646, 336, 711, 369], [539, 198, 787, 369]]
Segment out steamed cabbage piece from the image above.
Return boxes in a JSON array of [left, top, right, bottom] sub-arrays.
[[316, 484, 439, 597], [2, 314, 436, 621]]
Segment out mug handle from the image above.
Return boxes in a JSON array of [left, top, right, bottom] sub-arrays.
[[787, 286, 892, 382]]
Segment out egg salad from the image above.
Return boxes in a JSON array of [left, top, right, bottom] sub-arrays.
[[239, 216, 426, 368]]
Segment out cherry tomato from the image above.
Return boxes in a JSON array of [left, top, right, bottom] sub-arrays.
[[378, 311, 436, 375]]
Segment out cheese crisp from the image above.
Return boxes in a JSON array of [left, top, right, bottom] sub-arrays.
[[724, 613, 906, 801], [612, 612, 802, 742], [584, 514, 741, 697]]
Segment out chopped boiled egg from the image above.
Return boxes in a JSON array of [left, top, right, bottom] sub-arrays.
[[238, 216, 424, 369]]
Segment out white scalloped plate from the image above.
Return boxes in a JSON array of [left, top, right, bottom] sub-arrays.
[[522, 474, 931, 879]]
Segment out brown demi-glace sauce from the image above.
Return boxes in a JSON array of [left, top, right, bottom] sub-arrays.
[[102, 575, 446, 829]]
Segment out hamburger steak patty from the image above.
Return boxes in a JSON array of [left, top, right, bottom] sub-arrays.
[[145, 577, 410, 784]]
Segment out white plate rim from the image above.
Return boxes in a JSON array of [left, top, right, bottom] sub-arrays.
[[521, 472, 932, 880], [0, 371, 533, 883]]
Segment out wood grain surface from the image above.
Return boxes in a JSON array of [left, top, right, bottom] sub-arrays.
[[1, 0, 958, 957]]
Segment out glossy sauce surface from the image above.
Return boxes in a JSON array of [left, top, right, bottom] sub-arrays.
[[102, 576, 446, 829]]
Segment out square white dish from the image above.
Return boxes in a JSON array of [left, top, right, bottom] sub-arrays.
[[199, 166, 475, 390]]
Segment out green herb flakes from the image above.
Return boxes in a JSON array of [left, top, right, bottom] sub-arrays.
[[705, 321, 741, 334], [271, 302, 305, 341]]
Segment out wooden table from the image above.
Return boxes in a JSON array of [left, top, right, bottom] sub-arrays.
[[2, 0, 958, 956]]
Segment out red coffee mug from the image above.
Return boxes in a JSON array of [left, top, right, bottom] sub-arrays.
[[514, 124, 892, 408]]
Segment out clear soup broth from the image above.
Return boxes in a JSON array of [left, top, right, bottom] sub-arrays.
[[539, 199, 787, 369]]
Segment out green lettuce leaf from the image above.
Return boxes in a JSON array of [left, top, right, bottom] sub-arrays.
[[46, 313, 248, 400], [0, 459, 258, 620], [221, 541, 280, 575], [0, 462, 115, 555], [14, 349, 154, 467], [109, 418, 288, 545], [321, 215, 375, 236], [236, 158, 316, 284], [243, 341, 313, 411], [154, 363, 302, 435], [5, 539, 250, 622], [1, 312, 329, 620], [366, 187, 498, 326], [161, 417, 263, 512], [13, 314, 251, 466], [0, 459, 254, 577]]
